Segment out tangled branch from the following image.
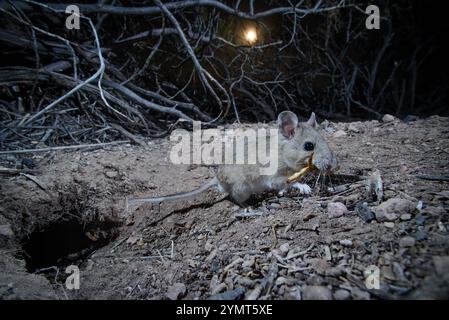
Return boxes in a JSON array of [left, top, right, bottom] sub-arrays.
[[0, 0, 438, 152]]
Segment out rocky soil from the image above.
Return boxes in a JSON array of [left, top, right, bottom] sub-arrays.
[[1, 115, 448, 300]]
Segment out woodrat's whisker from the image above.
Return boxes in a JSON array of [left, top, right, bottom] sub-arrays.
[[328, 173, 334, 192], [314, 172, 321, 189]]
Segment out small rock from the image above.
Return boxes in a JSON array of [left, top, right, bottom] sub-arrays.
[[283, 286, 301, 300], [400, 214, 412, 221], [339, 239, 353, 247], [416, 201, 424, 211], [399, 164, 408, 175], [333, 289, 351, 300], [399, 236, 416, 248], [324, 245, 332, 261], [375, 209, 397, 222], [205, 242, 214, 252], [327, 202, 348, 219], [209, 275, 220, 292], [302, 286, 332, 300], [366, 169, 383, 202], [187, 259, 197, 268], [242, 256, 256, 268], [279, 243, 290, 255], [324, 126, 336, 134], [432, 256, 449, 275], [381, 265, 396, 280], [333, 130, 347, 138], [105, 170, 118, 178], [206, 249, 218, 262], [208, 287, 245, 301], [126, 234, 141, 245], [0, 224, 14, 237], [85, 259, 95, 271], [211, 283, 227, 295], [384, 222, 395, 228], [348, 123, 359, 133], [372, 197, 416, 222], [166, 282, 186, 300], [382, 114, 396, 123]]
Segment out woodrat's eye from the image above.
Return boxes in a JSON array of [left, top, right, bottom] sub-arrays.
[[304, 142, 314, 151]]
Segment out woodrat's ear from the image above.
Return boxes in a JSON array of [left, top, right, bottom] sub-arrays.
[[306, 112, 318, 128], [278, 111, 298, 139]]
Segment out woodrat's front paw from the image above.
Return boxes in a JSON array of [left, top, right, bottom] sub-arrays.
[[291, 182, 312, 194]]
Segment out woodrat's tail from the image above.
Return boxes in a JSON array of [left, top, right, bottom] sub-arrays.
[[127, 177, 218, 206]]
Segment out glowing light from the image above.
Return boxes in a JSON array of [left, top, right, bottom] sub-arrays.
[[245, 29, 257, 43]]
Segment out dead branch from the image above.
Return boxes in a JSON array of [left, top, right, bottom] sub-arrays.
[[0, 140, 129, 155], [0, 0, 440, 151]]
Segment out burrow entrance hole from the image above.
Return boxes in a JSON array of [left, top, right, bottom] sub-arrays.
[[22, 218, 120, 273]]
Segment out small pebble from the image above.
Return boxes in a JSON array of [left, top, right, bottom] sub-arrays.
[[275, 277, 286, 286], [333, 130, 347, 138], [165, 282, 186, 300], [339, 239, 353, 247], [279, 243, 290, 254], [399, 164, 408, 175], [400, 214, 412, 221], [327, 202, 348, 219], [373, 197, 415, 222], [382, 114, 396, 123], [105, 170, 118, 178], [333, 289, 351, 300], [269, 203, 281, 209], [208, 287, 245, 301], [204, 242, 214, 252], [384, 222, 395, 228], [302, 286, 332, 300]]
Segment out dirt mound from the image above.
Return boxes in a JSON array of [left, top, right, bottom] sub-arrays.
[[1, 116, 448, 299]]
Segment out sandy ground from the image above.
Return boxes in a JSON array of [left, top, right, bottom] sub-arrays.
[[1, 115, 448, 300]]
